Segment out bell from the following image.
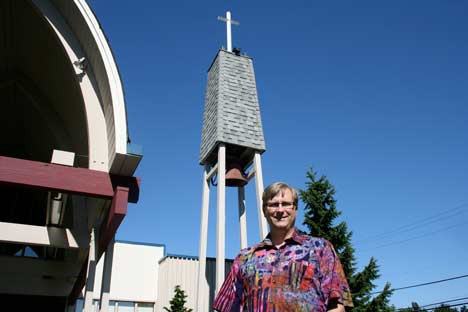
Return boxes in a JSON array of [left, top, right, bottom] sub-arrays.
[[225, 163, 248, 187]]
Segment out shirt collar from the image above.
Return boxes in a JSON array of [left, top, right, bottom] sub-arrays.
[[253, 227, 308, 251]]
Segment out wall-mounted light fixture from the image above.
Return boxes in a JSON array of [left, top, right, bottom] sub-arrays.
[[46, 150, 75, 226], [47, 192, 67, 226]]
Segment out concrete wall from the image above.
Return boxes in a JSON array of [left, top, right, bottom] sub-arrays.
[[92, 241, 165, 303], [79, 242, 235, 311]]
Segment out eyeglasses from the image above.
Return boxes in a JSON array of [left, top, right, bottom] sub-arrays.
[[266, 201, 295, 210]]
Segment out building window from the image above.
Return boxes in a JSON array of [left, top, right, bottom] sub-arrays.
[[93, 299, 100, 312], [75, 299, 84, 312], [109, 300, 117, 312], [117, 301, 134, 312], [73, 299, 154, 312], [137, 302, 154, 312]]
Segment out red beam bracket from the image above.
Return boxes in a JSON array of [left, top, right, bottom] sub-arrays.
[[99, 186, 129, 253]]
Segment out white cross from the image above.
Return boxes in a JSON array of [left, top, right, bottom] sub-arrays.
[[217, 11, 239, 52]]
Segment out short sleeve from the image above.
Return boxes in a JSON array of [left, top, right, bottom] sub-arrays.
[[319, 240, 353, 308], [213, 255, 244, 312]]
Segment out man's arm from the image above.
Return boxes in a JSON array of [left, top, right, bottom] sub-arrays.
[[320, 240, 354, 310], [213, 255, 243, 312]]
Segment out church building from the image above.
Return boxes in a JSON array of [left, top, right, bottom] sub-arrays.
[[0, 0, 141, 310]]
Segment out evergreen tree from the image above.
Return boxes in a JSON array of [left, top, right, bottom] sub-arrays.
[[433, 304, 459, 312], [164, 285, 193, 312], [300, 168, 394, 311], [398, 302, 426, 312]]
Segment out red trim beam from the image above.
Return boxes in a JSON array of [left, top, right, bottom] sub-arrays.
[[1, 155, 140, 303], [0, 155, 139, 203], [99, 186, 128, 252]]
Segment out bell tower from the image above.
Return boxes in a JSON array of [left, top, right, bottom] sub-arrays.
[[196, 11, 268, 311]]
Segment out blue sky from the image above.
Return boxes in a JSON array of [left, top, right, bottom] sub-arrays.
[[88, 1, 468, 308]]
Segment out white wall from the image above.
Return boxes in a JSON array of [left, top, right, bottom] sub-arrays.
[[93, 241, 165, 303]]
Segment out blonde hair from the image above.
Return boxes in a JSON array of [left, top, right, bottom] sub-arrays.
[[262, 182, 298, 209]]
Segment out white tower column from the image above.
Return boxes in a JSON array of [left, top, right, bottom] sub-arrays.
[[238, 186, 248, 249], [254, 152, 269, 239], [99, 236, 115, 312], [196, 165, 211, 312], [83, 228, 97, 312], [215, 144, 226, 294]]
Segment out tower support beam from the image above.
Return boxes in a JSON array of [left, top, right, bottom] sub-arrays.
[[99, 237, 115, 312], [83, 228, 97, 312], [196, 165, 211, 312], [254, 152, 268, 239], [215, 144, 226, 294], [238, 186, 248, 249]]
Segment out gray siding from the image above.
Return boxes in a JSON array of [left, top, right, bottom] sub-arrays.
[[156, 256, 233, 312], [199, 50, 266, 165]]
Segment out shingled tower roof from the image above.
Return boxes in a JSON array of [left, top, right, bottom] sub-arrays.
[[199, 49, 266, 168]]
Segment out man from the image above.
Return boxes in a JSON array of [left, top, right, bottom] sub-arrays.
[[213, 182, 353, 312]]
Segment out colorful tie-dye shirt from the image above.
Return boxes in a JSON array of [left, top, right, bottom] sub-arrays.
[[213, 229, 353, 312]]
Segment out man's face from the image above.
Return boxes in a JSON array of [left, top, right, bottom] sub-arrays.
[[263, 189, 297, 233]]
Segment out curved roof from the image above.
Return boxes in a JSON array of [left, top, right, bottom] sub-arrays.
[[27, 0, 133, 173], [0, 0, 140, 299], [50, 0, 129, 155]]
